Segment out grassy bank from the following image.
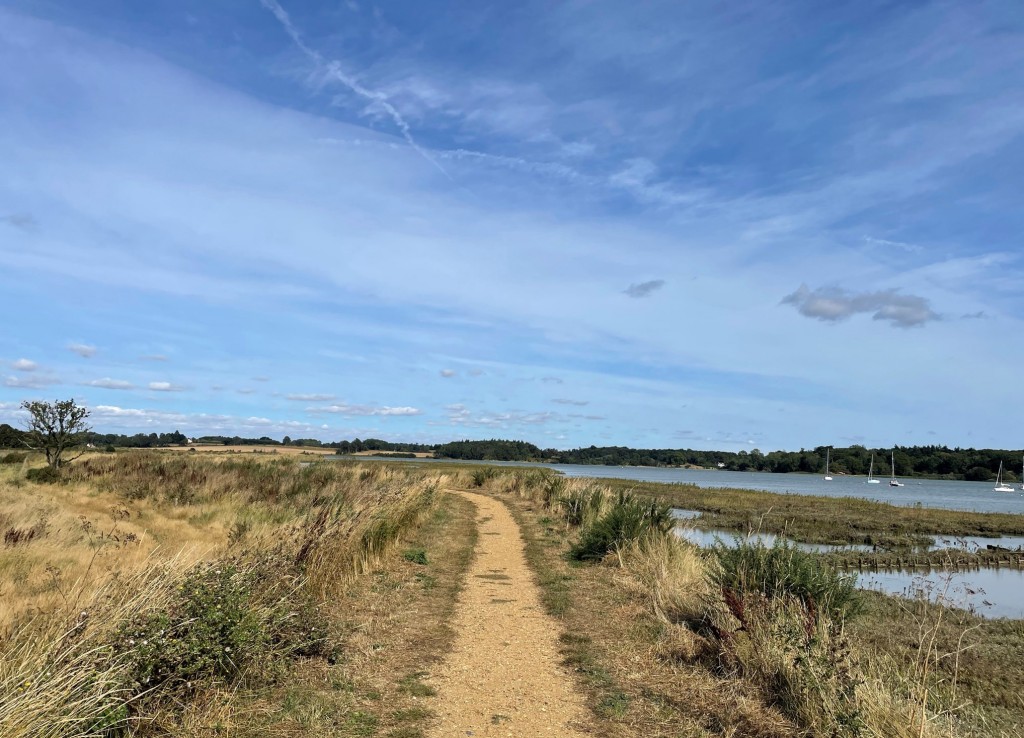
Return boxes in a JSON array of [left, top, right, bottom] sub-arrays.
[[585, 476, 1024, 548], [336, 459, 1024, 548], [0, 452, 467, 737], [851, 592, 1024, 737], [473, 470, 1019, 737]]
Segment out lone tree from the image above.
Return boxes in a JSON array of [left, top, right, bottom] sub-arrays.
[[21, 399, 91, 469]]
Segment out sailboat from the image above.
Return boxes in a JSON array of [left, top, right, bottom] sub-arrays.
[[888, 450, 904, 487], [866, 453, 880, 484], [994, 460, 1014, 493], [823, 447, 833, 481]]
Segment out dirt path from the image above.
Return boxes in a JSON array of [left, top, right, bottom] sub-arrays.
[[427, 491, 590, 737]]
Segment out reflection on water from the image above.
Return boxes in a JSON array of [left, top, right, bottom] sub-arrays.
[[928, 535, 1024, 552], [669, 510, 1024, 619], [858, 569, 1024, 619], [672, 525, 871, 553], [670, 508, 1024, 554]]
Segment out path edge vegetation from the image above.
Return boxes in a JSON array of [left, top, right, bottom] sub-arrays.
[[476, 468, 985, 738]]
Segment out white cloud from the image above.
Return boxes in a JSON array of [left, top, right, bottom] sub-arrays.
[[315, 403, 421, 416], [4, 375, 60, 389], [444, 403, 555, 428], [781, 285, 940, 328], [439, 369, 457, 378], [552, 398, 589, 406], [87, 378, 135, 390], [68, 342, 97, 358], [140, 354, 168, 361], [148, 381, 185, 392], [286, 393, 336, 401], [91, 404, 318, 435], [11, 359, 37, 372]]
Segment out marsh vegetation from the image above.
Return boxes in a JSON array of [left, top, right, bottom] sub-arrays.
[[472, 468, 1024, 737]]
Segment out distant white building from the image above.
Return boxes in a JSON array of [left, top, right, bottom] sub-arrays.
[[716, 462, 726, 468]]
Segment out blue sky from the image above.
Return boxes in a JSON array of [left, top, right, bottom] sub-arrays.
[[1, 0, 1022, 450]]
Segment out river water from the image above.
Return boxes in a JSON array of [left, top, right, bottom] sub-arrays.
[[545, 465, 1024, 514], [671, 514, 1024, 619], [340, 457, 1024, 514]]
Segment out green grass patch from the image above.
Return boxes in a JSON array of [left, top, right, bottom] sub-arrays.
[[714, 539, 863, 620], [402, 547, 428, 565], [398, 671, 437, 697]]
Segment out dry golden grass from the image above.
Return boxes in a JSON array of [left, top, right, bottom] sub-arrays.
[[0, 465, 222, 627], [162, 444, 336, 456], [226, 491, 479, 738], [0, 454, 465, 737]]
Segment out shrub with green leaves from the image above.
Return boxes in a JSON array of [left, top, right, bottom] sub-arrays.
[[25, 466, 61, 484], [1, 451, 28, 464], [570, 493, 674, 560], [713, 539, 862, 621], [117, 564, 266, 692]]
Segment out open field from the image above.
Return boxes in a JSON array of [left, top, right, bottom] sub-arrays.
[[162, 444, 337, 456], [0, 452, 465, 736]]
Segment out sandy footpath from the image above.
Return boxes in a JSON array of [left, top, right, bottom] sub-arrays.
[[427, 491, 590, 737]]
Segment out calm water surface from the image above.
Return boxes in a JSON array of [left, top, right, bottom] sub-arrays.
[[857, 569, 1024, 619], [546, 465, 1024, 514], [344, 457, 1024, 514]]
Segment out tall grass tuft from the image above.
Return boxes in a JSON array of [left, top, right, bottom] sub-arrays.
[[714, 539, 862, 621], [570, 492, 673, 560]]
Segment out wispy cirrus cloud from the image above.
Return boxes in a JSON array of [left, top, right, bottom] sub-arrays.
[[439, 369, 457, 378], [259, 0, 448, 177], [286, 393, 336, 401], [782, 285, 940, 328], [445, 403, 555, 428], [86, 378, 135, 390], [623, 280, 666, 298], [148, 381, 185, 392], [552, 398, 589, 406], [1, 213, 36, 230], [312, 402, 421, 416], [92, 404, 317, 435], [4, 374, 60, 389], [68, 342, 97, 358]]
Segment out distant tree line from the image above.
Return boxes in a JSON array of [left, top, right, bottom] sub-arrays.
[[1, 422, 1020, 481], [432, 439, 543, 461], [330, 438, 434, 454], [427, 439, 1023, 482]]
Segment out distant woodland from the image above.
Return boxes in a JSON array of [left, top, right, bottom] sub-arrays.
[[0, 424, 1018, 481]]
